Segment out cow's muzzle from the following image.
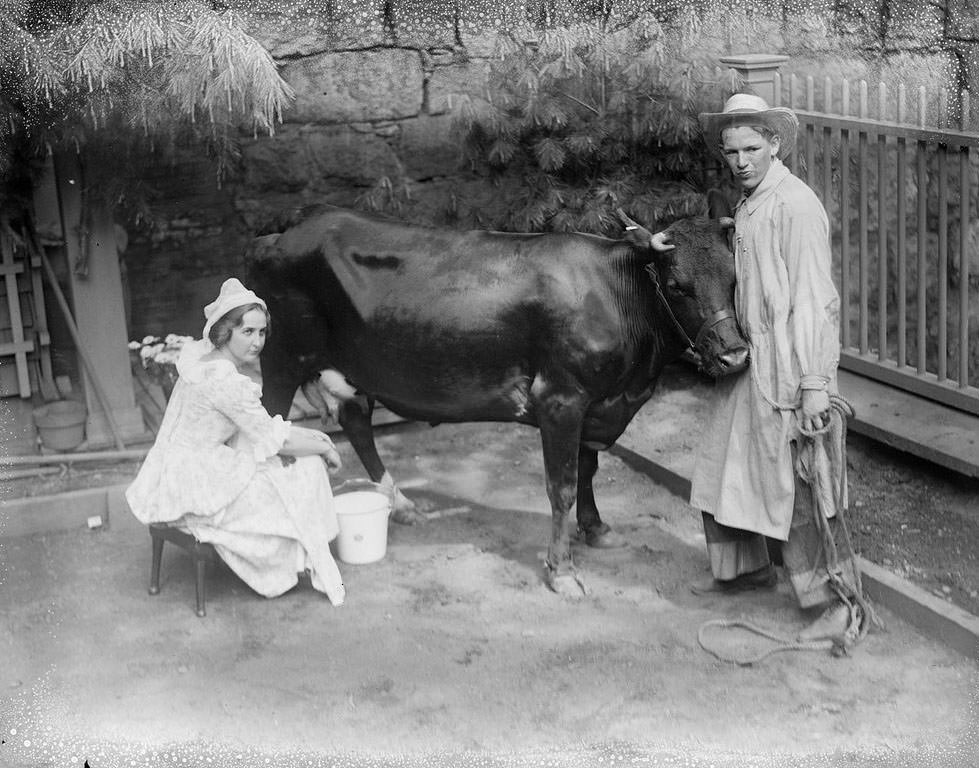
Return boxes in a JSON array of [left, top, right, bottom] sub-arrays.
[[696, 310, 749, 377]]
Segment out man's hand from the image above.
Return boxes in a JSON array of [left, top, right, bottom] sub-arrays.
[[648, 231, 675, 252], [799, 388, 831, 433]]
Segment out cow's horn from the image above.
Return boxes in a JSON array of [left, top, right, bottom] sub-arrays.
[[719, 216, 735, 230], [616, 208, 637, 227]]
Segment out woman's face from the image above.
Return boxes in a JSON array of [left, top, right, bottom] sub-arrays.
[[222, 308, 268, 368], [721, 125, 780, 193]]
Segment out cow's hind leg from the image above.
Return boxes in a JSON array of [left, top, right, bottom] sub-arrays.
[[576, 445, 627, 549], [534, 378, 590, 597], [337, 397, 423, 525]]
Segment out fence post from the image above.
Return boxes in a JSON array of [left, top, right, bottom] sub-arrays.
[[717, 54, 789, 106]]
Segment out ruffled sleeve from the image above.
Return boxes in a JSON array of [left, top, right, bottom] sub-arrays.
[[206, 367, 291, 462]]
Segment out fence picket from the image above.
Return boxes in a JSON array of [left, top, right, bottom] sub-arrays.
[[858, 80, 870, 355], [917, 86, 928, 375], [822, 77, 833, 211], [938, 140, 949, 382], [960, 92, 971, 388], [790, 73, 979, 412], [806, 76, 815, 185], [896, 84, 908, 369], [841, 77, 852, 349], [878, 82, 888, 361]]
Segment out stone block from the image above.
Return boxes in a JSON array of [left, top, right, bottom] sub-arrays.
[[240, 128, 315, 192], [281, 50, 425, 123], [428, 59, 493, 115], [396, 114, 464, 179], [303, 125, 405, 185]]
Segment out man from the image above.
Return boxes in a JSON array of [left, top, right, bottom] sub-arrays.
[[668, 93, 858, 642]]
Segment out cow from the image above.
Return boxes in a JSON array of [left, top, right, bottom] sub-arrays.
[[246, 201, 748, 596]]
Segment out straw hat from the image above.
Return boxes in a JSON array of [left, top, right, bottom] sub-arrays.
[[202, 278, 267, 340], [698, 93, 799, 158]]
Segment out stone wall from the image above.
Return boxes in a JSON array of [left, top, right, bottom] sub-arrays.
[[124, 40, 496, 339], [122, 2, 964, 340]]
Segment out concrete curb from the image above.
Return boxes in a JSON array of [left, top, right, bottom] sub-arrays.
[[0, 484, 130, 539], [610, 442, 979, 662]]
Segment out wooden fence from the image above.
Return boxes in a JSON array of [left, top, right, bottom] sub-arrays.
[[772, 72, 979, 416]]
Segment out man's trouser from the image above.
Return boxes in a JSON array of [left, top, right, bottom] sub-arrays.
[[701, 473, 859, 609]]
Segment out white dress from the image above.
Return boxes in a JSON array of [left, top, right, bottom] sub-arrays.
[[689, 160, 841, 541], [126, 341, 345, 604]]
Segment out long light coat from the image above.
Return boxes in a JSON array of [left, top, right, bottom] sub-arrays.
[[689, 160, 841, 540]]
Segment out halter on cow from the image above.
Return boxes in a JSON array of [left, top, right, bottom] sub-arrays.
[[247, 201, 748, 596]]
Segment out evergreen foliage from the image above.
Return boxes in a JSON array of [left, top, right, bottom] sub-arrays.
[[452, 13, 740, 234], [0, 0, 294, 216]]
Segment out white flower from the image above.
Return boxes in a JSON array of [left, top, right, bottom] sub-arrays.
[[141, 335, 158, 345], [128, 340, 141, 351]]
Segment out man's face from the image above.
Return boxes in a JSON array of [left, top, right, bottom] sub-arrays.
[[720, 125, 780, 193]]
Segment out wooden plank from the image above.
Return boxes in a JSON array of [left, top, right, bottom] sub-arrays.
[[794, 111, 979, 146], [0, 232, 33, 398], [838, 368, 979, 477], [858, 81, 869, 354], [959, 93, 971, 388], [28, 249, 55, 394], [841, 349, 979, 415], [877, 82, 888, 362], [916, 87, 928, 375], [0, 341, 35, 355], [805, 75, 815, 184], [841, 78, 852, 349], [821, 77, 833, 211], [938, 145, 949, 381], [896, 85, 908, 368]]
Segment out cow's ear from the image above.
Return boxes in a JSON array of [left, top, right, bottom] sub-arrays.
[[616, 208, 654, 248], [707, 189, 733, 219]]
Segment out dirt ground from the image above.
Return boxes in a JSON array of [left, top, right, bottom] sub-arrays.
[[1, 371, 978, 768], [5, 366, 978, 617]]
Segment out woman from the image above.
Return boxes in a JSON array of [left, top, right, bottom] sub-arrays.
[[126, 278, 346, 605]]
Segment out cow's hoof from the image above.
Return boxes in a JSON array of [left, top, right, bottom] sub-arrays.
[[543, 564, 589, 597], [390, 504, 425, 525], [579, 525, 628, 549]]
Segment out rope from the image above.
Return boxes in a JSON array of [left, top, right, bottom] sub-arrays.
[[697, 393, 884, 664], [698, 619, 836, 666]]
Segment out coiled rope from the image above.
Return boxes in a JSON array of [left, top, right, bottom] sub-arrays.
[[697, 393, 884, 665]]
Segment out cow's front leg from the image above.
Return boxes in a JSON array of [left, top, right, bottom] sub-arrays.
[[337, 397, 422, 525], [534, 380, 589, 597], [575, 445, 627, 549]]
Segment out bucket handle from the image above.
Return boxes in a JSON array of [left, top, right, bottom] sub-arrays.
[[333, 478, 396, 507]]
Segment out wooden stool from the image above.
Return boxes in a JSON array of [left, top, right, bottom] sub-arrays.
[[148, 523, 218, 617]]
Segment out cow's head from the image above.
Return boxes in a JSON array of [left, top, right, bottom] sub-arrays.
[[618, 197, 749, 377]]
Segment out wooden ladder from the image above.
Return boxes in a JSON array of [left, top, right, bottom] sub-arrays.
[[0, 229, 52, 399]]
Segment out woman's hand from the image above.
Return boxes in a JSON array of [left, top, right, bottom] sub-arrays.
[[304, 427, 342, 473], [280, 426, 342, 471], [322, 442, 342, 473], [798, 389, 831, 433]]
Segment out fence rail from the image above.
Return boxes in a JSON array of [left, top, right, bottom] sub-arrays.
[[772, 72, 979, 415]]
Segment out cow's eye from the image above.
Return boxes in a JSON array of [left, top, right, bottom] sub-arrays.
[[666, 278, 691, 297]]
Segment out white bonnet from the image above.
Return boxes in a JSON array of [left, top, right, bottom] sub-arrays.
[[202, 278, 267, 340]]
